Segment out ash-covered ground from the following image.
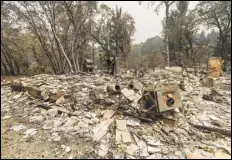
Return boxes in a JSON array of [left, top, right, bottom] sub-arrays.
[[1, 69, 231, 159]]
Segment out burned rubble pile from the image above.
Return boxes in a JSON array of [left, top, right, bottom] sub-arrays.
[[1, 69, 231, 159]]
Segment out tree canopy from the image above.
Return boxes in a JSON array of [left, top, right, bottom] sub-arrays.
[[1, 1, 231, 75]]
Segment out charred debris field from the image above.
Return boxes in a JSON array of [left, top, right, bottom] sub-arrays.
[[1, 68, 231, 159], [1, 1, 231, 159]]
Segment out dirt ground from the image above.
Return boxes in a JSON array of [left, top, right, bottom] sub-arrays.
[[1, 115, 96, 159]]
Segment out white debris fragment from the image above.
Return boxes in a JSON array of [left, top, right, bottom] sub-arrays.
[[92, 119, 113, 142], [47, 108, 58, 117], [165, 66, 182, 73], [3, 115, 12, 120], [137, 140, 149, 157], [85, 113, 92, 119], [42, 120, 54, 130], [61, 145, 72, 153], [64, 117, 77, 127], [51, 132, 58, 136], [53, 136, 61, 142], [122, 132, 132, 143], [68, 155, 74, 159], [29, 115, 44, 122], [31, 108, 40, 114], [126, 144, 139, 155], [56, 96, 65, 104], [10, 124, 27, 132], [133, 134, 140, 145], [147, 154, 159, 159], [53, 118, 65, 127], [98, 144, 108, 157], [41, 89, 49, 100], [147, 146, 161, 154], [105, 98, 115, 104], [147, 140, 162, 146], [103, 110, 116, 120], [209, 115, 219, 121], [77, 121, 88, 128], [115, 130, 123, 143], [116, 120, 127, 131], [23, 128, 37, 138], [121, 88, 139, 101], [174, 107, 180, 113], [13, 94, 22, 100], [65, 146, 72, 153], [126, 117, 141, 126]]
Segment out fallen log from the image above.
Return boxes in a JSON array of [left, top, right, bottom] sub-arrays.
[[10, 80, 63, 102], [189, 122, 231, 137], [1, 81, 11, 86], [70, 71, 87, 75]]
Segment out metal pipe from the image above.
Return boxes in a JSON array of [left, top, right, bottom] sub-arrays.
[[115, 84, 127, 91], [115, 84, 120, 90], [128, 83, 134, 89]]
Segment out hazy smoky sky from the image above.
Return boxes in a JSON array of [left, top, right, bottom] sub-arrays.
[[100, 1, 209, 44]]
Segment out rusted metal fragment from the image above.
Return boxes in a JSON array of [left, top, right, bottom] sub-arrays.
[[156, 85, 182, 113], [49, 92, 63, 102], [56, 89, 63, 99], [10, 80, 23, 92], [56, 96, 65, 104], [140, 85, 182, 117], [208, 57, 223, 78]]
